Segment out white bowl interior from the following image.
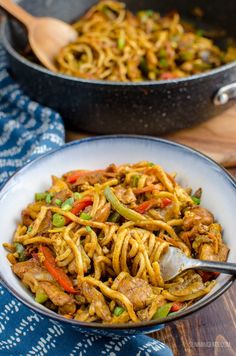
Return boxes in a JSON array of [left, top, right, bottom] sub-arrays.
[[0, 136, 235, 319]]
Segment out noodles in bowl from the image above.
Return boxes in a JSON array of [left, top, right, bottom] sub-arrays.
[[4, 160, 229, 324]]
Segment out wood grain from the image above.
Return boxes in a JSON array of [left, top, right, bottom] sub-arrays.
[[152, 286, 236, 356], [165, 104, 236, 168], [67, 103, 236, 168]]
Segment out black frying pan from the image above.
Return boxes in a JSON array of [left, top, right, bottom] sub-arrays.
[[1, 0, 236, 134]]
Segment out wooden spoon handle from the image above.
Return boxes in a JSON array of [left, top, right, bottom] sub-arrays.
[[0, 0, 35, 29]]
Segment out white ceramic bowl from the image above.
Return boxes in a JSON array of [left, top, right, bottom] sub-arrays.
[[0, 136, 235, 335]]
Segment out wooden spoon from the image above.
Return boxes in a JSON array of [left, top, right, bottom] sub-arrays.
[[0, 0, 77, 71]]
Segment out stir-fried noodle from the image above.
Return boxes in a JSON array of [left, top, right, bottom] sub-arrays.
[[4, 161, 229, 323], [55, 0, 236, 81]]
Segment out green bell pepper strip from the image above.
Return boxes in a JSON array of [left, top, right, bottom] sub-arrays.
[[108, 211, 120, 223], [86, 226, 92, 233], [152, 303, 173, 320], [35, 192, 46, 201], [74, 192, 82, 200], [35, 290, 48, 304], [191, 196, 200, 205], [45, 193, 52, 204], [104, 186, 146, 222], [113, 306, 125, 316], [55, 199, 62, 206], [61, 197, 74, 211], [80, 212, 91, 220], [14, 242, 27, 262]]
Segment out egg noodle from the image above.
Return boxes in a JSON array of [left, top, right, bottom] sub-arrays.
[[4, 161, 229, 323], [55, 0, 236, 81]]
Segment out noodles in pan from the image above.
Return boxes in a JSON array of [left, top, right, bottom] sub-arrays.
[[4, 161, 229, 323], [55, 0, 236, 81]]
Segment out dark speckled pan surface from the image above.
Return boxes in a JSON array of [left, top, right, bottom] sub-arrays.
[[1, 0, 236, 134]]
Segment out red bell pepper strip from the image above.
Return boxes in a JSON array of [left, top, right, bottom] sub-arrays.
[[160, 72, 178, 80], [135, 197, 172, 214], [66, 170, 90, 183], [161, 198, 172, 208], [170, 302, 183, 312], [134, 199, 157, 214], [70, 197, 93, 215], [39, 246, 78, 294]]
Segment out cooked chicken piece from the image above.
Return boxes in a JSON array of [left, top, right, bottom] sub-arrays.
[[114, 185, 136, 204], [180, 224, 209, 246], [81, 282, 112, 322], [75, 172, 107, 186], [117, 276, 153, 311], [93, 203, 111, 222], [13, 258, 43, 279], [192, 188, 202, 199], [21, 210, 33, 226], [52, 189, 72, 205], [169, 271, 204, 296], [40, 281, 75, 306], [183, 207, 214, 230], [137, 295, 166, 321], [199, 243, 229, 262], [180, 207, 215, 245], [13, 259, 75, 307], [105, 164, 117, 173], [37, 210, 52, 234]]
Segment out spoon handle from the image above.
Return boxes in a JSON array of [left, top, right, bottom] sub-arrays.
[[194, 260, 236, 275], [0, 0, 35, 29]]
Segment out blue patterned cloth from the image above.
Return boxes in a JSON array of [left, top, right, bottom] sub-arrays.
[[0, 47, 172, 356]]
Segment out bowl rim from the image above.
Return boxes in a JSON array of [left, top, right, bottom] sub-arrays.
[[0, 134, 235, 330], [1, 17, 236, 87]]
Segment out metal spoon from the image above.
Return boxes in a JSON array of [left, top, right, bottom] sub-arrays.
[[159, 246, 236, 282], [0, 0, 77, 71]]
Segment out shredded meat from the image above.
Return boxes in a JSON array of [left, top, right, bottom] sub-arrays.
[[93, 202, 111, 222], [199, 243, 229, 262], [21, 209, 33, 226], [168, 271, 204, 296], [117, 276, 153, 311], [13, 259, 75, 307], [180, 207, 215, 245], [183, 207, 214, 230], [81, 282, 112, 322], [137, 295, 166, 321], [40, 281, 75, 306], [12, 258, 43, 279], [75, 170, 117, 186], [105, 164, 117, 173], [193, 188, 202, 199], [114, 185, 136, 204], [52, 189, 72, 204], [37, 210, 52, 234]]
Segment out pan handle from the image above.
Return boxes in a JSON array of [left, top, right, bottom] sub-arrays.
[[214, 82, 236, 105]]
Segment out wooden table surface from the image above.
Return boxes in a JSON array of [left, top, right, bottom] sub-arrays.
[[151, 167, 236, 356]]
